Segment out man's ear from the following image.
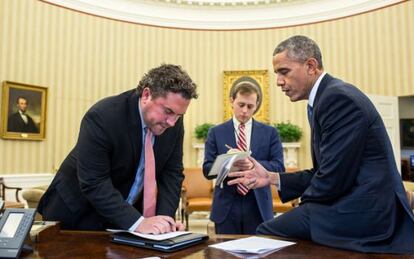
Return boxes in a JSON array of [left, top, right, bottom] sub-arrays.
[[141, 87, 151, 104], [306, 58, 318, 75]]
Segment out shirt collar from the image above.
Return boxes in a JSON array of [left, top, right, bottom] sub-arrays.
[[232, 116, 252, 127], [308, 72, 326, 108], [138, 98, 147, 131]]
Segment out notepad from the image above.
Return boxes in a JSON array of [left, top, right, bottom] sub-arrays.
[[208, 150, 250, 187], [106, 229, 189, 241]]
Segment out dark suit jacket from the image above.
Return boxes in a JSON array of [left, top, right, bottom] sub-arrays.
[[279, 74, 414, 253], [203, 119, 285, 224], [7, 112, 39, 133], [38, 90, 184, 230]]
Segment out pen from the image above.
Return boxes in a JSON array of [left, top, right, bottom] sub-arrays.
[[225, 144, 233, 150]]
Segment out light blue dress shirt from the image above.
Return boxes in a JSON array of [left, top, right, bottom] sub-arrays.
[[126, 99, 154, 230]]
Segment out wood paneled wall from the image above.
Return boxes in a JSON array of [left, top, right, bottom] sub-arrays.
[[0, 0, 413, 174]]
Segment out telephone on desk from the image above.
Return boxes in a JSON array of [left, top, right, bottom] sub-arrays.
[[0, 200, 35, 258]]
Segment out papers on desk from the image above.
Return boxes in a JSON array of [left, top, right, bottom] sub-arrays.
[[106, 229, 189, 241], [209, 236, 295, 257], [208, 150, 251, 187]]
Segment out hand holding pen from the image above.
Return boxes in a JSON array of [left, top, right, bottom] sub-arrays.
[[225, 144, 240, 154], [225, 144, 254, 171]]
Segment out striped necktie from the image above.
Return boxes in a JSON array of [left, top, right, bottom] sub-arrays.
[[236, 123, 249, 196]]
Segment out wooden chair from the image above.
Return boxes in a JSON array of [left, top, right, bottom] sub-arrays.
[[181, 168, 213, 231], [0, 177, 24, 208], [22, 185, 48, 220], [272, 185, 298, 213]]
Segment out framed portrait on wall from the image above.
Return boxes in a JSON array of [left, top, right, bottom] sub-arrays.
[[1, 81, 48, 140], [223, 70, 269, 123], [401, 119, 414, 149]]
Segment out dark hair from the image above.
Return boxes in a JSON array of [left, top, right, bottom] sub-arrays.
[[273, 35, 323, 69], [136, 64, 198, 100], [16, 96, 28, 104]]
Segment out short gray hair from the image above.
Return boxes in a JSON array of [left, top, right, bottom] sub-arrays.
[[273, 35, 323, 69]]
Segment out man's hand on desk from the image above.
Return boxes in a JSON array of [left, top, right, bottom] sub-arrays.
[[227, 157, 279, 189], [135, 215, 184, 234]]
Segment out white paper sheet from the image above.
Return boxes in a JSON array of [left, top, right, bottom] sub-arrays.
[[106, 229, 190, 241], [209, 236, 295, 254]]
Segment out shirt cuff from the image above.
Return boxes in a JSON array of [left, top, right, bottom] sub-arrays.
[[276, 173, 281, 191], [269, 172, 281, 191], [128, 216, 144, 232]]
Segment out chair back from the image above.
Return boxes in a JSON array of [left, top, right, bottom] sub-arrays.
[[0, 177, 21, 201], [0, 177, 23, 205], [182, 168, 213, 199], [0, 177, 5, 200]]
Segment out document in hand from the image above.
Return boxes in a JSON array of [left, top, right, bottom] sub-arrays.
[[208, 150, 251, 187], [209, 236, 295, 257], [108, 229, 208, 252]]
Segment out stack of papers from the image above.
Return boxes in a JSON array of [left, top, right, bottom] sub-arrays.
[[209, 236, 295, 257], [106, 229, 189, 241]]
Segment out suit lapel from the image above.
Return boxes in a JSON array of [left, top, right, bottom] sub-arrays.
[[310, 73, 333, 166], [127, 91, 142, 170], [223, 120, 237, 150], [250, 120, 261, 156]]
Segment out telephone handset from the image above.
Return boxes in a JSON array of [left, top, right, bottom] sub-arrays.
[[0, 208, 36, 258]]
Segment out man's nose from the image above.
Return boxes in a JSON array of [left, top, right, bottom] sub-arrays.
[[276, 76, 284, 87], [166, 116, 178, 127]]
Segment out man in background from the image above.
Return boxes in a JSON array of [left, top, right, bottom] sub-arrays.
[[7, 96, 39, 133], [228, 35, 414, 253], [203, 81, 284, 234], [38, 64, 198, 234]]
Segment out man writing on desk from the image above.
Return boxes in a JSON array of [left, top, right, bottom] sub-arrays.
[[38, 64, 198, 234], [228, 35, 414, 253]]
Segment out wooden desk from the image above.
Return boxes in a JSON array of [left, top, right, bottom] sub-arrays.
[[21, 228, 414, 258]]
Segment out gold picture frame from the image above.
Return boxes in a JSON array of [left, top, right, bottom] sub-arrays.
[[223, 70, 269, 123], [1, 81, 48, 140]]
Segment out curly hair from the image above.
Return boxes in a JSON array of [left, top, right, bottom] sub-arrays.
[[136, 64, 198, 100]]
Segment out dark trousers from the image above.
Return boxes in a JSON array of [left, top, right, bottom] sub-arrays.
[[215, 191, 263, 234], [257, 203, 311, 240]]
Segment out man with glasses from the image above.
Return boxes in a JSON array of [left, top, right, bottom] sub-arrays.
[[39, 64, 198, 234]]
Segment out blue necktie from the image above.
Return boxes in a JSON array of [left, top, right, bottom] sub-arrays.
[[307, 104, 313, 127]]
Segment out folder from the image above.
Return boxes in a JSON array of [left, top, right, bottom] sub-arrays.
[[111, 232, 209, 252]]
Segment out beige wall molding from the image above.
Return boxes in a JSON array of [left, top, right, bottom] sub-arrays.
[[42, 0, 405, 30]]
